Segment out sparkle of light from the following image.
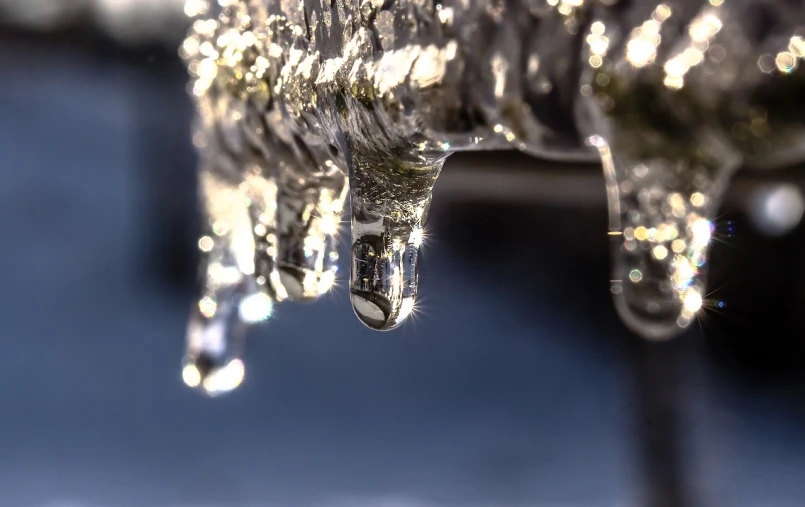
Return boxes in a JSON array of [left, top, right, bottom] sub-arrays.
[[690, 218, 712, 247], [182, 364, 202, 388], [683, 289, 703, 314], [198, 235, 214, 252], [202, 359, 245, 396], [199, 296, 217, 318], [775, 52, 797, 74], [238, 293, 273, 323]]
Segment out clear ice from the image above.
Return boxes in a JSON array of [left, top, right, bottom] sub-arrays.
[[583, 0, 805, 339], [348, 153, 444, 330], [183, 169, 270, 396], [181, 0, 805, 376]]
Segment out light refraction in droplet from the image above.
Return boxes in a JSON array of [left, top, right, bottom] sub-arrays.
[[348, 154, 443, 330]]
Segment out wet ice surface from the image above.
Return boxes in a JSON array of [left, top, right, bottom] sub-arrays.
[[183, 0, 805, 340], [2, 44, 805, 507]]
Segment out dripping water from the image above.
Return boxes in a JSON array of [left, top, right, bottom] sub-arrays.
[[347, 152, 444, 330]]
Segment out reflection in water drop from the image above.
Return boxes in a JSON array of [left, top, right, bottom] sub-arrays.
[[349, 155, 443, 330]]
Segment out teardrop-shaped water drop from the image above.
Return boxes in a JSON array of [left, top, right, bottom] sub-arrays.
[[183, 278, 269, 397], [589, 135, 738, 340], [348, 154, 444, 330]]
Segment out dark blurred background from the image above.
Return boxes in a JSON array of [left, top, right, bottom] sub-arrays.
[[3, 3, 805, 506]]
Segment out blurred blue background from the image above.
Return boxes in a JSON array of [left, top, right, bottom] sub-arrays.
[[2, 3, 805, 507]]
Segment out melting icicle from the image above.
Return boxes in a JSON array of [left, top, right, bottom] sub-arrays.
[[205, 110, 348, 304], [239, 117, 348, 302], [183, 279, 264, 397], [582, 2, 743, 340], [245, 156, 347, 303], [180, 0, 805, 342], [183, 170, 273, 396], [242, 169, 286, 300], [583, 0, 805, 338], [348, 153, 444, 330], [589, 135, 737, 340], [275, 160, 347, 301]]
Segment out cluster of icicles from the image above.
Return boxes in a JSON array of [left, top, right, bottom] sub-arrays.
[[180, 0, 805, 395]]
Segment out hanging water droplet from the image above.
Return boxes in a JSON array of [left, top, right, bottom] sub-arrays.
[[183, 169, 273, 396], [275, 161, 348, 301], [241, 136, 348, 302], [589, 135, 738, 340], [348, 155, 444, 330], [580, 2, 746, 339], [183, 280, 257, 397]]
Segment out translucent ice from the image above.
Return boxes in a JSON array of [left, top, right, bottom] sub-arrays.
[[182, 0, 805, 340]]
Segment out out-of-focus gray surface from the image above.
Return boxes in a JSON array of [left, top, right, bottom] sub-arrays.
[[0, 0, 186, 45], [2, 41, 805, 507]]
